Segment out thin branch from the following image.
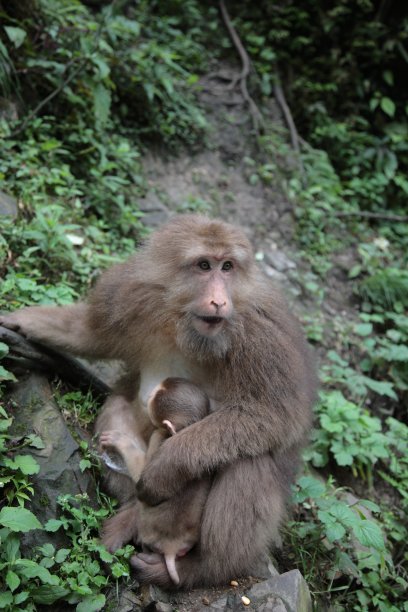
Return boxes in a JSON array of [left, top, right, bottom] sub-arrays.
[[219, 0, 264, 134], [334, 211, 408, 222], [273, 80, 305, 180], [0, 325, 110, 401]]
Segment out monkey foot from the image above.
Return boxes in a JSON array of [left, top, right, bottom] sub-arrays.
[[130, 553, 174, 588]]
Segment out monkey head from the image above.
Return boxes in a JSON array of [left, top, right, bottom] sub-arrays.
[[144, 216, 259, 359], [147, 377, 210, 433]]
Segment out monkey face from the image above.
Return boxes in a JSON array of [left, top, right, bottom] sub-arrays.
[[147, 215, 255, 348], [189, 257, 235, 338]]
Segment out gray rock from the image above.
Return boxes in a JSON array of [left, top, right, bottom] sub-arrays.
[[139, 583, 170, 610], [207, 596, 228, 610], [0, 189, 18, 217], [246, 570, 312, 612], [264, 250, 297, 272], [139, 192, 172, 227], [115, 589, 143, 612], [262, 264, 287, 283], [9, 373, 95, 549], [154, 603, 173, 612]]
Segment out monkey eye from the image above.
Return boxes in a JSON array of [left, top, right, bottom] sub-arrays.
[[222, 261, 233, 271], [198, 260, 211, 271]]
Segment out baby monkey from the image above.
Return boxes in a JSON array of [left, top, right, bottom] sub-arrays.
[[99, 377, 211, 585]]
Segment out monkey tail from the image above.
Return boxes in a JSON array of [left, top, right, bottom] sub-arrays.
[[164, 553, 180, 585]]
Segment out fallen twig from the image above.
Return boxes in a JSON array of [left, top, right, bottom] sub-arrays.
[[273, 81, 305, 180], [219, 0, 264, 134], [0, 325, 111, 400]]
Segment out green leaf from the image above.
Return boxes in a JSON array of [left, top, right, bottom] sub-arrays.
[[55, 548, 70, 563], [317, 511, 346, 541], [4, 454, 40, 475], [0, 592, 13, 607], [0, 365, 16, 382], [15, 559, 58, 584], [44, 519, 64, 532], [352, 520, 384, 550], [0, 414, 13, 431], [6, 570, 20, 592], [4, 26, 27, 48], [31, 585, 70, 605], [111, 561, 129, 578], [26, 433, 46, 449], [38, 543, 55, 557], [0, 341, 9, 357], [14, 591, 29, 605], [348, 264, 362, 279], [76, 593, 106, 612], [93, 83, 111, 128], [329, 503, 357, 527], [354, 323, 373, 336], [333, 449, 353, 466], [377, 343, 408, 362], [80, 459, 91, 472], [295, 476, 325, 501], [320, 414, 343, 433], [0, 507, 42, 532], [380, 96, 395, 117], [383, 70, 394, 86], [362, 377, 397, 400], [5, 533, 20, 562], [98, 546, 114, 563]]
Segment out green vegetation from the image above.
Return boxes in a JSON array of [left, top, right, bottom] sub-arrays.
[[0, 0, 407, 610]]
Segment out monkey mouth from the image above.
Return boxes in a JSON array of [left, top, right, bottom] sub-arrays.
[[198, 316, 224, 326], [192, 314, 226, 338]]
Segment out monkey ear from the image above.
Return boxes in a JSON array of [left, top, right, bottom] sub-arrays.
[[162, 419, 177, 436]]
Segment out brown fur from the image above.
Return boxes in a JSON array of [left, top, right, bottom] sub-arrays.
[[143, 378, 211, 585], [0, 214, 317, 588], [100, 378, 211, 585]]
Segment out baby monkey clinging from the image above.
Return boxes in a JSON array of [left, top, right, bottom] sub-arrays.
[[100, 377, 211, 584]]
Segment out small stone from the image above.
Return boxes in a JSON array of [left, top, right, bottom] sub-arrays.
[[230, 580, 239, 587], [154, 603, 172, 612], [265, 249, 296, 272], [241, 596, 250, 606], [202, 596, 210, 605]]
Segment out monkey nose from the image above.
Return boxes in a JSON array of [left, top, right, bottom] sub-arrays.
[[211, 300, 227, 310]]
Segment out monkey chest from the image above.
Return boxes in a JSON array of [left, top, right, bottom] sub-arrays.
[[138, 353, 195, 413]]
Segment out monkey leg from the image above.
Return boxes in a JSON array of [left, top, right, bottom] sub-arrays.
[[131, 453, 288, 588], [101, 500, 140, 552], [96, 394, 148, 503], [99, 429, 147, 482]]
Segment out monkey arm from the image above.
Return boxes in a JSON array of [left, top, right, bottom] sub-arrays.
[[0, 303, 107, 358], [136, 395, 312, 505], [145, 430, 167, 464]]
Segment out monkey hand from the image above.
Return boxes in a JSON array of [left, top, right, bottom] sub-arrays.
[[0, 308, 46, 341], [0, 311, 28, 334], [136, 438, 187, 505]]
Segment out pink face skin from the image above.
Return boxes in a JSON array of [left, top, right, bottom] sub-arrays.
[[190, 256, 235, 338]]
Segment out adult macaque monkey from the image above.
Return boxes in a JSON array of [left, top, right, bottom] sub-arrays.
[[0, 215, 316, 588]]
